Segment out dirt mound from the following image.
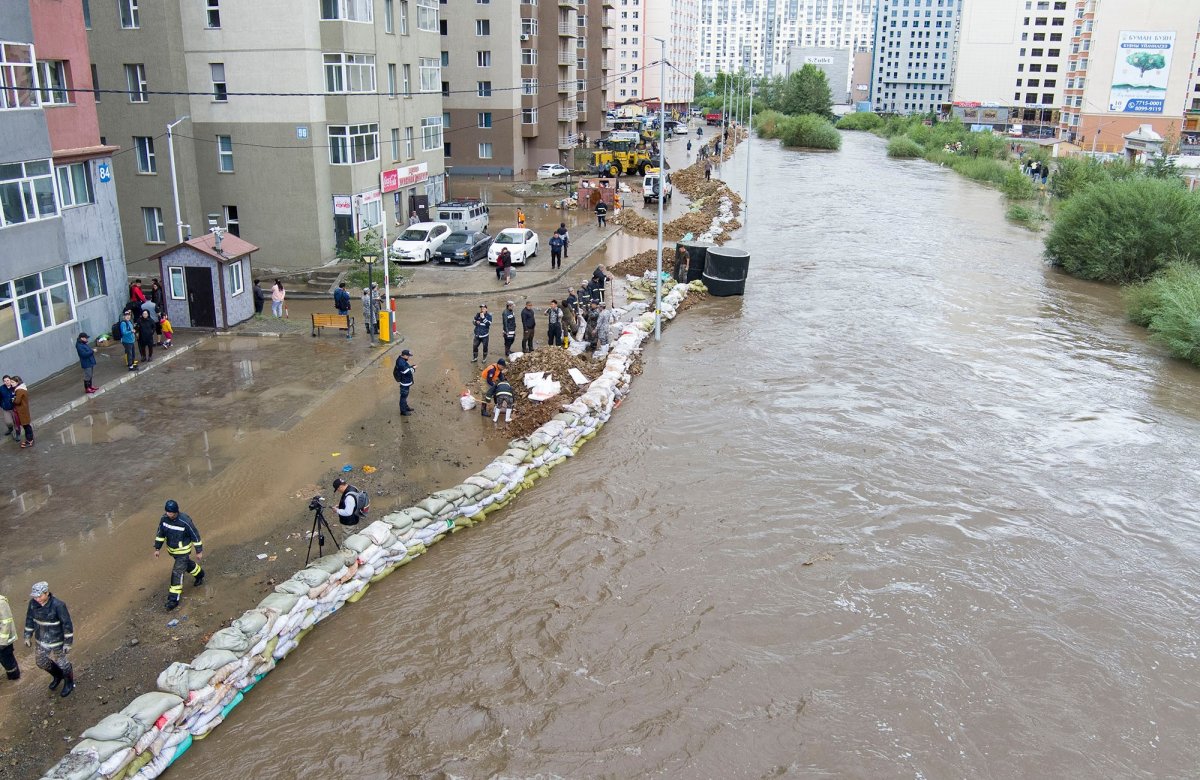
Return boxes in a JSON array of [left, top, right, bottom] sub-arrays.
[[477, 348, 600, 438]]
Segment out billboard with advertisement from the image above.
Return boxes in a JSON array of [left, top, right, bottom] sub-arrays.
[[380, 163, 429, 193], [1109, 31, 1174, 114]]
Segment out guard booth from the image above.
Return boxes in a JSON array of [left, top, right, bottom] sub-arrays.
[[150, 232, 258, 329], [575, 177, 620, 210]]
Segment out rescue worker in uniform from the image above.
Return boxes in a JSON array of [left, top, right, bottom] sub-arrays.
[[23, 582, 74, 696], [479, 358, 506, 418], [0, 592, 20, 681], [491, 378, 515, 423], [154, 500, 204, 611]]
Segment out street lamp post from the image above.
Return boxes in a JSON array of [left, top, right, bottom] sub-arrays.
[[167, 116, 190, 242], [654, 37, 666, 341], [362, 253, 378, 343]]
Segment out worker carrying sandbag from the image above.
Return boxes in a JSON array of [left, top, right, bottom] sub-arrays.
[[479, 358, 506, 418], [492, 379, 515, 423], [24, 582, 74, 696], [154, 500, 204, 611]]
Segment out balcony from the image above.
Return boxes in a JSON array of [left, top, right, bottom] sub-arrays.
[[601, 35, 613, 49], [558, 75, 575, 94], [559, 0, 574, 5], [559, 23, 576, 36], [602, 0, 614, 7], [558, 51, 575, 66], [558, 135, 576, 149], [558, 107, 577, 121]]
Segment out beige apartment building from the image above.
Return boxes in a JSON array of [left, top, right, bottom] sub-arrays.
[[441, 0, 613, 176], [87, 0, 445, 272], [1057, 0, 1200, 153], [951, 0, 1071, 135]]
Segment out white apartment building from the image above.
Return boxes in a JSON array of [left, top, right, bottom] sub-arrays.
[[641, 0, 700, 110], [952, 0, 1070, 134], [696, 0, 876, 78], [870, 0, 962, 114]]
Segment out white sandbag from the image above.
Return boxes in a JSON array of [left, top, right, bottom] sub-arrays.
[[205, 628, 253, 655], [134, 725, 160, 755], [121, 692, 184, 727], [456, 482, 484, 500], [257, 591, 300, 614], [190, 649, 239, 672], [232, 609, 270, 638], [156, 664, 214, 699], [361, 520, 394, 546], [477, 463, 511, 483], [43, 750, 100, 780], [98, 746, 134, 778], [71, 739, 130, 762], [340, 533, 372, 553], [81, 713, 145, 745]]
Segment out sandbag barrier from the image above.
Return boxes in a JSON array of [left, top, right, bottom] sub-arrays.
[[39, 276, 707, 780]]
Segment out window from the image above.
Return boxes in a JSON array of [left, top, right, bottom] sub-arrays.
[[142, 206, 164, 243], [223, 205, 239, 236], [71, 258, 107, 302], [391, 127, 400, 159], [228, 260, 244, 295], [206, 0, 221, 27], [441, 51, 449, 66], [420, 116, 441, 151], [404, 126, 414, 158], [477, 51, 492, 67], [321, 0, 373, 22], [419, 57, 439, 92], [36, 61, 69, 105], [477, 80, 492, 96], [384, 0, 394, 32], [522, 49, 537, 65], [329, 123, 379, 164], [211, 63, 227, 101], [134, 136, 156, 173], [168, 267, 185, 299], [0, 160, 57, 228], [476, 19, 490, 35], [416, 0, 439, 31], [217, 135, 234, 172], [477, 111, 492, 128], [399, 0, 409, 33], [0, 267, 74, 346], [83, 0, 92, 28], [0, 43, 37, 109], [442, 111, 450, 128], [521, 108, 537, 124], [90, 64, 100, 102], [324, 53, 375, 93], [125, 63, 147, 102], [56, 162, 94, 207], [443, 141, 451, 157], [521, 78, 537, 95], [387, 63, 396, 96], [521, 18, 538, 36], [478, 142, 493, 159], [119, 0, 140, 28], [403, 63, 411, 95]]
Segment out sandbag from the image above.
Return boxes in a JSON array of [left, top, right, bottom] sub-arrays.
[[70, 739, 129, 762], [156, 664, 214, 699], [415, 496, 448, 516], [274, 578, 310, 595], [382, 514, 414, 533], [257, 591, 300, 614], [205, 628, 253, 655], [399, 506, 432, 521], [361, 520, 394, 546], [81, 713, 145, 745], [232, 610, 270, 638], [340, 533, 372, 554], [190, 649, 239, 672], [307, 550, 357, 572], [120, 692, 184, 726], [43, 750, 100, 780], [98, 746, 134, 778]]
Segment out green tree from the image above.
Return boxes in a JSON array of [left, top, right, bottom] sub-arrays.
[[781, 64, 833, 118], [757, 74, 788, 112], [694, 72, 713, 99], [1126, 51, 1166, 78]]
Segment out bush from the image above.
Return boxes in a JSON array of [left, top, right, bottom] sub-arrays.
[[753, 110, 787, 140], [1005, 204, 1043, 229], [778, 114, 842, 150], [836, 112, 884, 131], [1001, 167, 1037, 199], [887, 136, 924, 158], [1049, 156, 1112, 200], [1123, 262, 1200, 364], [1045, 178, 1200, 282], [948, 156, 1010, 186]]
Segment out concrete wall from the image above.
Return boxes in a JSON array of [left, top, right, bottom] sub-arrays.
[[224, 257, 255, 327], [788, 46, 852, 104], [61, 155, 129, 338], [31, 0, 102, 152]]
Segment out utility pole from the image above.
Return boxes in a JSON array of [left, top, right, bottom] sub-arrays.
[[167, 116, 190, 243], [654, 38, 666, 341], [745, 74, 753, 240]]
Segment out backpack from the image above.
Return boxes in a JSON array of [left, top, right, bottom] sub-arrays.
[[340, 486, 370, 525], [393, 357, 405, 382]]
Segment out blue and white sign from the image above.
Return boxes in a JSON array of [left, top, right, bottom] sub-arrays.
[[97, 162, 112, 183], [1108, 31, 1174, 114], [297, 126, 309, 139]]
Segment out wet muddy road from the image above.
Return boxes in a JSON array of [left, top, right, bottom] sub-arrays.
[[45, 131, 1200, 778]]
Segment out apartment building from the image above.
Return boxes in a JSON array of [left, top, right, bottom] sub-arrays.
[[87, 0, 445, 273], [441, 0, 612, 177], [1, 0, 128, 384], [696, 0, 875, 79], [1057, 0, 1200, 153], [787, 47, 852, 103], [611, 0, 697, 112], [869, 0, 962, 115], [951, 0, 1070, 134]]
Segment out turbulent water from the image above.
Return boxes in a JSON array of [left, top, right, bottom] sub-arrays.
[[187, 134, 1200, 779]]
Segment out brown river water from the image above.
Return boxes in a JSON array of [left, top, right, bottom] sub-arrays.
[[186, 133, 1200, 779]]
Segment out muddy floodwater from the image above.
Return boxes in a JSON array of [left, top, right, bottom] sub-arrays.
[[187, 134, 1200, 778]]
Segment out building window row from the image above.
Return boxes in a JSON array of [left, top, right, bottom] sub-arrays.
[[0, 267, 74, 348], [322, 0, 373, 22], [57, 162, 95, 208], [420, 116, 442, 151], [330, 123, 379, 165], [416, 0, 439, 32], [324, 53, 376, 94], [0, 160, 58, 228], [1, 42, 37, 109]]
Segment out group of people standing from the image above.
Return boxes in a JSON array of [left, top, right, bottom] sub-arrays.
[[251, 279, 286, 318], [333, 281, 382, 341], [115, 279, 174, 372]]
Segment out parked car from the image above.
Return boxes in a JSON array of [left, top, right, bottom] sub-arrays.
[[390, 222, 451, 263], [537, 163, 571, 179], [433, 200, 489, 233], [672, 123, 689, 136], [487, 228, 539, 265], [435, 230, 493, 265]]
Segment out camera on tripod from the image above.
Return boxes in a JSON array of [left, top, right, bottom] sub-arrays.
[[304, 494, 338, 564], [308, 495, 325, 511]]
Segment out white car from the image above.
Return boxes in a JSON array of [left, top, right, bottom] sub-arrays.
[[537, 163, 571, 179], [672, 123, 689, 136], [488, 228, 539, 265], [390, 221, 450, 263]]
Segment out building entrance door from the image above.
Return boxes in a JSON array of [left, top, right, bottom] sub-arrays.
[[185, 267, 216, 327]]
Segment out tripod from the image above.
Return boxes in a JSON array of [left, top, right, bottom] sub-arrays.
[[305, 500, 341, 565]]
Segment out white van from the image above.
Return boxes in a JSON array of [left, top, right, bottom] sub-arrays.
[[642, 168, 673, 204], [433, 200, 490, 234]]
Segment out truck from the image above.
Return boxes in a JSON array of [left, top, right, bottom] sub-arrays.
[[705, 112, 723, 126], [642, 168, 673, 204]]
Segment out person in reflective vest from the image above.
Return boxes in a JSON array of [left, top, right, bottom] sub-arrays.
[[154, 500, 204, 611], [492, 379, 515, 423], [23, 582, 74, 696]]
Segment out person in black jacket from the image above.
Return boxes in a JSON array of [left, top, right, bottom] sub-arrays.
[[393, 348, 415, 415], [520, 301, 536, 353], [24, 582, 75, 697], [135, 309, 157, 363], [502, 301, 517, 357], [154, 500, 204, 611]]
